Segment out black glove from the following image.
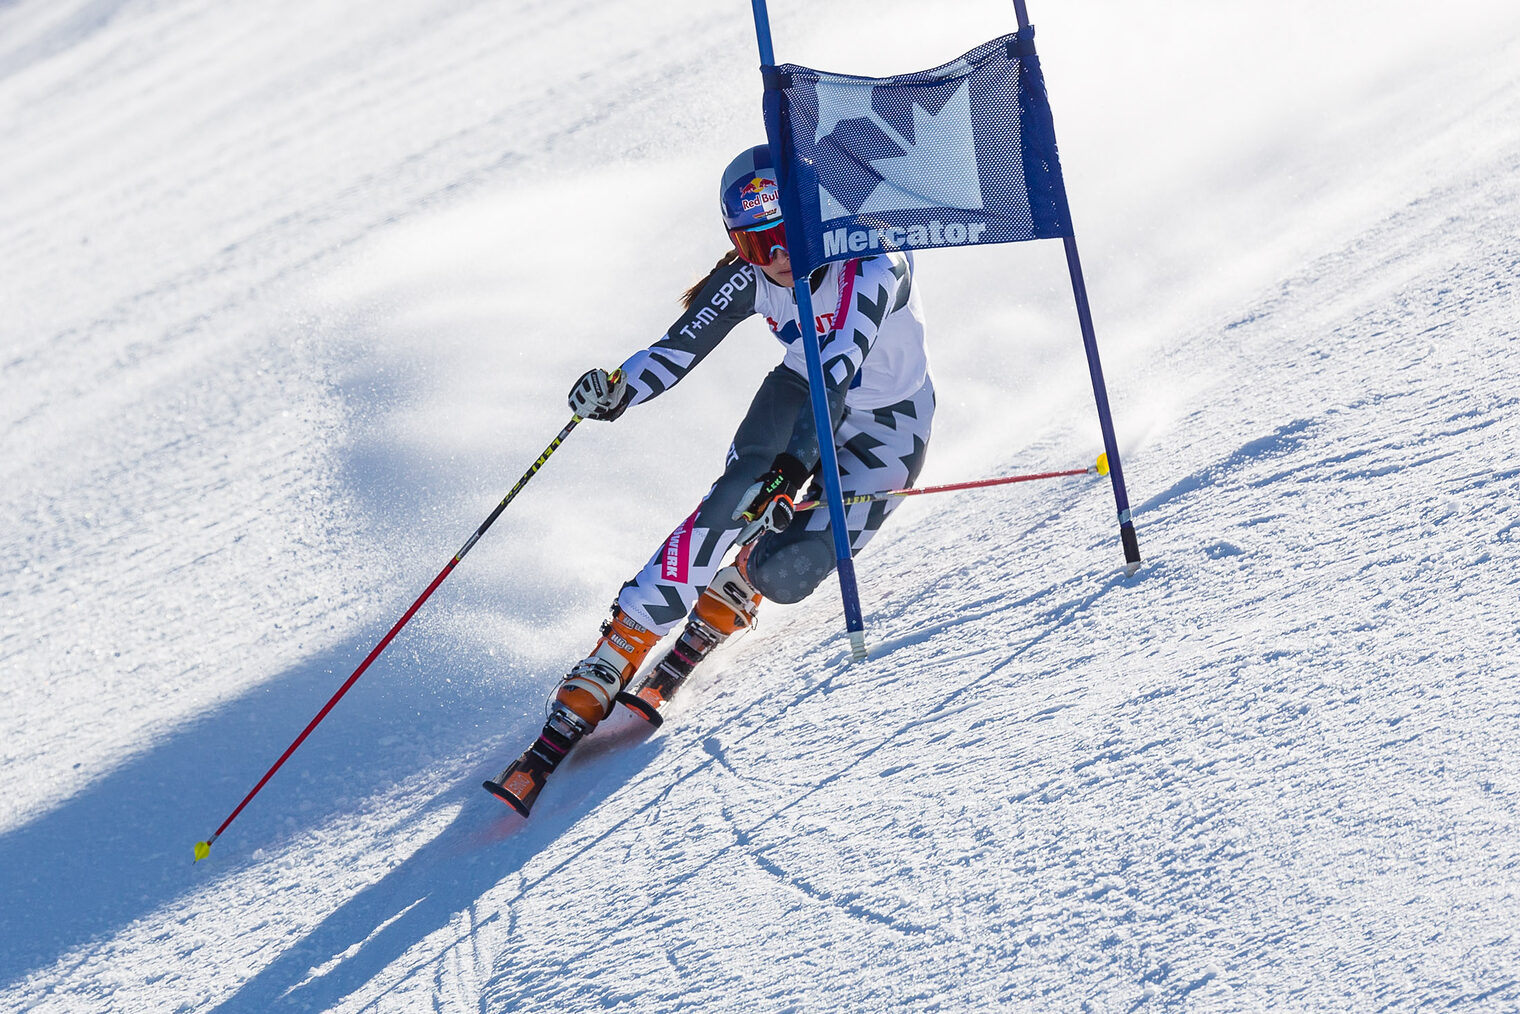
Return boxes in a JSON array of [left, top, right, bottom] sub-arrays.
[[733, 453, 809, 535], [567, 368, 630, 421]]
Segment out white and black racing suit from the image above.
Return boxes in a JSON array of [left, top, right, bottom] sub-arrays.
[[615, 251, 935, 633]]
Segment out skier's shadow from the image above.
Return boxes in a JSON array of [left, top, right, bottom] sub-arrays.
[[207, 717, 662, 1013], [0, 640, 459, 990], [0, 626, 654, 1002]]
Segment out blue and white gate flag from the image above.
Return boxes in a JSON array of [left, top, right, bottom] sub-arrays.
[[762, 28, 1072, 276]]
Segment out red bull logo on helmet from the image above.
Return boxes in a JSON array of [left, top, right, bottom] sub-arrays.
[[738, 175, 780, 217], [722, 160, 783, 231]]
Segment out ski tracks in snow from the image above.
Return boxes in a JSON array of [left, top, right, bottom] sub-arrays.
[[437, 86, 1520, 1011], [6, 2, 1520, 1012]]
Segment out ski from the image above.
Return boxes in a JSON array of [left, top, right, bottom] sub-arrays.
[[482, 622, 719, 814], [483, 574, 755, 816], [614, 688, 665, 726], [615, 614, 722, 727], [481, 706, 589, 816], [481, 757, 544, 817]]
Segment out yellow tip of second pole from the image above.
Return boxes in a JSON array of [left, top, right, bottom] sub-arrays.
[[194, 840, 212, 863], [1096, 452, 1110, 476]]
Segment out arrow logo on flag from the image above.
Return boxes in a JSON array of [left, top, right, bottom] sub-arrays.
[[812, 76, 984, 219]]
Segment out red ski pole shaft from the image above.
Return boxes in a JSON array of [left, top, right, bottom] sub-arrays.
[[195, 408, 590, 862], [793, 456, 1105, 513]]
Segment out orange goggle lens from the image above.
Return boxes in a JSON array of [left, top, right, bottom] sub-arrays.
[[729, 221, 787, 265]]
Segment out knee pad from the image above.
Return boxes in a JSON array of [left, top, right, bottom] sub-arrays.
[[747, 537, 836, 605]]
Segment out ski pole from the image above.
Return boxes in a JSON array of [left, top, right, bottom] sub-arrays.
[[793, 454, 1108, 514], [194, 384, 609, 863]]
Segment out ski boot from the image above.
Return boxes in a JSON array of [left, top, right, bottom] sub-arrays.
[[618, 545, 761, 726], [483, 604, 660, 816]]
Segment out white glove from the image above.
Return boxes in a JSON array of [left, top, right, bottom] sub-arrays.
[[567, 368, 629, 421]]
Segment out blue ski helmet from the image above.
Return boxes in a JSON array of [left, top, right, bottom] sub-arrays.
[[719, 145, 787, 265]]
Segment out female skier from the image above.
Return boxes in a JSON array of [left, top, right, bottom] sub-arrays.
[[487, 145, 935, 815]]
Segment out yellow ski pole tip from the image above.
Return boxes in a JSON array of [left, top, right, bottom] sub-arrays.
[[194, 841, 211, 862], [1096, 452, 1110, 476]]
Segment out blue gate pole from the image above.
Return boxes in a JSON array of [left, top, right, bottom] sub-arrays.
[[1064, 236, 1142, 573], [751, 0, 775, 64], [750, 0, 870, 659], [1015, 0, 1140, 573], [792, 281, 870, 659]]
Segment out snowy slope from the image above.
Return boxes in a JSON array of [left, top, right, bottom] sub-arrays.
[[2, 0, 1519, 1011]]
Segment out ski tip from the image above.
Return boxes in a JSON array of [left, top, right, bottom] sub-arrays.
[[482, 779, 533, 818], [1095, 452, 1110, 477], [616, 690, 665, 727], [193, 840, 212, 863]]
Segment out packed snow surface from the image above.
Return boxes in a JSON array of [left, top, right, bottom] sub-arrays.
[[2, 0, 1518, 1010]]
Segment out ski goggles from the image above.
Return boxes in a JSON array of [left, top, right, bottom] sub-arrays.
[[729, 219, 788, 266]]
